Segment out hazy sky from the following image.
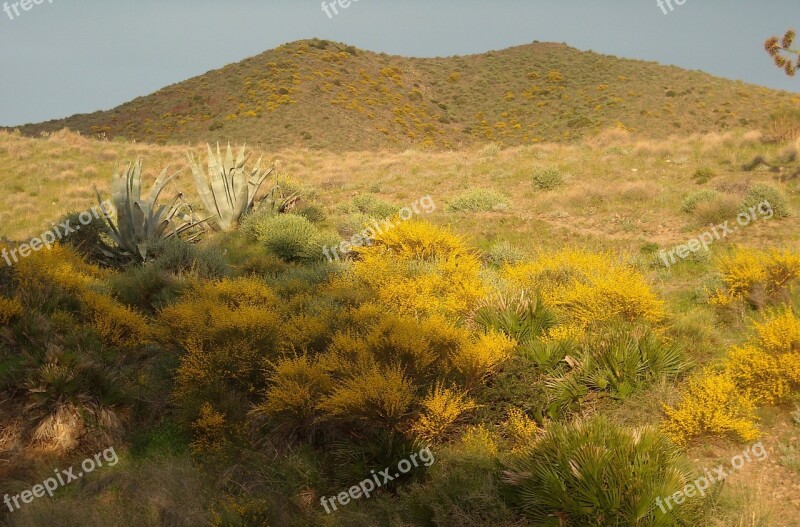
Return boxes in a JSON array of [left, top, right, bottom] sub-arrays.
[[0, 0, 798, 126]]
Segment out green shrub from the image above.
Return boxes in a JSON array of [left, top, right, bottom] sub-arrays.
[[337, 212, 376, 239], [742, 183, 790, 218], [533, 323, 688, 418], [351, 194, 397, 218], [692, 195, 740, 225], [108, 263, 182, 313], [401, 434, 515, 527], [504, 416, 706, 526], [485, 241, 526, 267], [447, 189, 509, 213], [692, 167, 714, 184], [531, 168, 563, 190], [56, 210, 110, 264], [296, 205, 327, 223], [241, 211, 324, 262], [472, 289, 556, 343], [681, 189, 719, 213], [150, 238, 230, 279]]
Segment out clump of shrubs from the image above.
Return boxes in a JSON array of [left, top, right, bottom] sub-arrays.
[[349, 194, 397, 218], [663, 307, 800, 446], [709, 246, 800, 307], [241, 211, 324, 263], [504, 416, 704, 525], [681, 189, 719, 213], [742, 183, 790, 218], [692, 167, 714, 184], [531, 167, 563, 190], [447, 189, 509, 213], [484, 241, 526, 267]]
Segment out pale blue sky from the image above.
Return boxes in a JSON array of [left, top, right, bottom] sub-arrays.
[[0, 0, 798, 126]]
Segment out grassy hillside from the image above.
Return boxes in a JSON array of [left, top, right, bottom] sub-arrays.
[[10, 39, 800, 150], [1, 128, 800, 525]]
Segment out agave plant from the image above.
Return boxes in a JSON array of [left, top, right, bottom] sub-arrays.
[[188, 143, 298, 232], [94, 160, 203, 263]]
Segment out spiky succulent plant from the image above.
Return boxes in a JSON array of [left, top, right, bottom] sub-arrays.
[[188, 143, 298, 232], [94, 159, 203, 263]]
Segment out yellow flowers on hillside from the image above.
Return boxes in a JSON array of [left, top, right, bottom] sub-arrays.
[[710, 247, 800, 306], [0, 296, 23, 325], [12, 245, 150, 347], [14, 244, 107, 292], [663, 308, 800, 445], [411, 385, 477, 444], [755, 308, 800, 353], [661, 370, 760, 447], [352, 221, 486, 317], [503, 249, 664, 337], [160, 278, 283, 421], [81, 290, 151, 347]]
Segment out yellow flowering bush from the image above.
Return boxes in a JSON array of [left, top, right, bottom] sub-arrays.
[[14, 244, 106, 292], [661, 370, 760, 446], [725, 345, 791, 405], [503, 408, 539, 452], [666, 308, 800, 445], [158, 277, 281, 353], [449, 330, 516, 388], [80, 290, 151, 347], [352, 221, 486, 317], [0, 296, 23, 325], [459, 425, 499, 456], [161, 278, 283, 426], [710, 247, 800, 306], [723, 309, 800, 406], [503, 249, 664, 337], [11, 245, 150, 347], [754, 309, 800, 353], [250, 356, 333, 431], [318, 364, 416, 427], [190, 402, 229, 455], [411, 385, 477, 444]]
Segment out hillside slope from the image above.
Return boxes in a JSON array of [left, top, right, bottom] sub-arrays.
[[13, 39, 800, 150]]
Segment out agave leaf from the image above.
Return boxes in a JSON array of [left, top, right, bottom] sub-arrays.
[[94, 159, 203, 264], [188, 143, 278, 232]]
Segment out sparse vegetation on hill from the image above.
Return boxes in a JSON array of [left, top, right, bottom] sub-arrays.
[[9, 39, 800, 150]]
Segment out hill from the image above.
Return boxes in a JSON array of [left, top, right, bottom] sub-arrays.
[[11, 39, 800, 150]]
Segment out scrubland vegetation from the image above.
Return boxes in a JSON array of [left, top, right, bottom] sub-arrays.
[[2, 36, 800, 527], [0, 124, 798, 526]]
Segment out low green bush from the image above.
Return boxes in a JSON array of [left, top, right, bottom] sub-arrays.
[[531, 168, 563, 190], [447, 189, 509, 213], [241, 211, 324, 262], [742, 183, 790, 218], [350, 194, 397, 218], [485, 241, 526, 267], [504, 416, 707, 526], [681, 190, 719, 213]]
